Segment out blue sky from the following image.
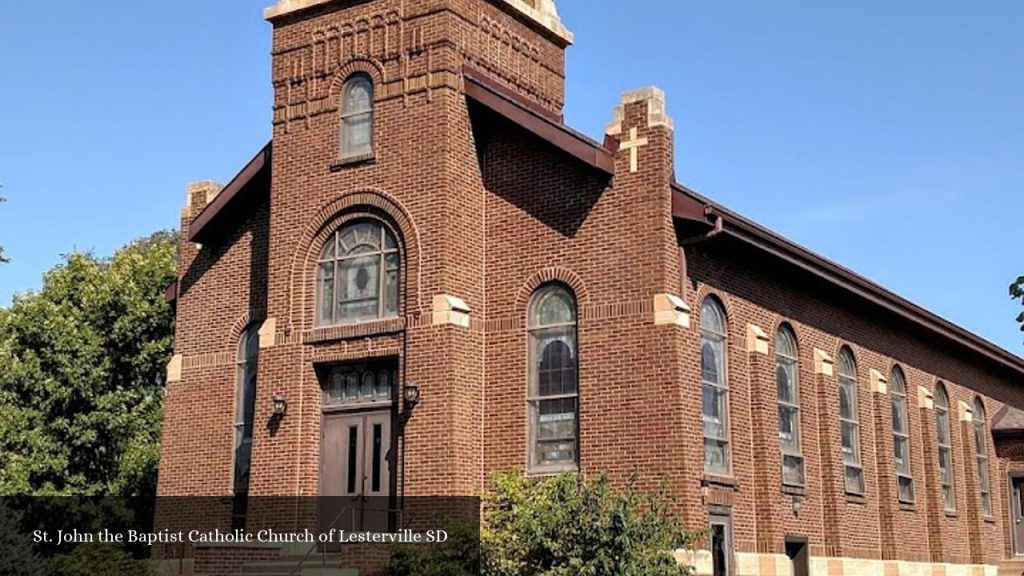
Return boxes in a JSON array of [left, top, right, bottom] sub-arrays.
[[0, 1, 1021, 353]]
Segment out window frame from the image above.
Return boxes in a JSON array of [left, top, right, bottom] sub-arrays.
[[890, 366, 914, 504], [315, 220, 400, 327], [837, 347, 864, 496], [526, 284, 580, 474], [339, 73, 375, 160], [776, 324, 804, 487], [701, 296, 731, 477], [973, 397, 992, 517], [233, 324, 260, 497], [935, 383, 956, 512]]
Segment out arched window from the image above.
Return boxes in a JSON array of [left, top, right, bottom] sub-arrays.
[[528, 284, 578, 471], [973, 397, 992, 516], [890, 366, 914, 503], [838, 347, 864, 494], [234, 325, 259, 496], [935, 383, 955, 511], [316, 220, 399, 326], [701, 297, 730, 476], [340, 73, 374, 158], [776, 324, 803, 486]]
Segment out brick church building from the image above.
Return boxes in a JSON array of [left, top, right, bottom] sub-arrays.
[[158, 0, 1024, 574]]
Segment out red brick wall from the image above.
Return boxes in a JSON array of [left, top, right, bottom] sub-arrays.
[[157, 0, 1018, 570]]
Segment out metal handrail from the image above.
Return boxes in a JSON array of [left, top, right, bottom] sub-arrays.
[[286, 503, 404, 576], [287, 504, 353, 576]]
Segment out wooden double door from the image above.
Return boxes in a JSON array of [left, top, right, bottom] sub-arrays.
[[320, 409, 393, 533]]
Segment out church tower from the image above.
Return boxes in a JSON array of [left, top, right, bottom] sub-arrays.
[[254, 0, 577, 500]]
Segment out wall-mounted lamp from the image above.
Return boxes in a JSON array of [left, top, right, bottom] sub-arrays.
[[403, 383, 421, 410], [791, 494, 804, 516], [272, 395, 288, 418]]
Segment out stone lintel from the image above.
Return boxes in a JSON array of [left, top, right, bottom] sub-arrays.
[[746, 324, 769, 355], [166, 354, 183, 383], [605, 86, 674, 137], [869, 369, 888, 395], [653, 293, 690, 328], [432, 294, 471, 328], [814, 348, 834, 376]]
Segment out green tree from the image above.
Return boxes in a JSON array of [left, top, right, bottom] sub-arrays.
[[1013, 276, 1024, 342], [0, 231, 177, 496], [0, 500, 41, 576], [483, 472, 697, 576]]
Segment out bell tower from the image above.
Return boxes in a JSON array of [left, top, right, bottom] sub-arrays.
[[257, 0, 576, 498]]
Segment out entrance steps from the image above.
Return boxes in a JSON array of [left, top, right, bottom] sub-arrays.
[[230, 560, 358, 576], [999, 558, 1024, 576]]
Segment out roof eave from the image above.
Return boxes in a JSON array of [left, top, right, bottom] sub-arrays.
[[672, 183, 1024, 379], [188, 143, 272, 244]]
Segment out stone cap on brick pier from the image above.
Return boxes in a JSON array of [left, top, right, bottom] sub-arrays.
[[263, 0, 573, 44]]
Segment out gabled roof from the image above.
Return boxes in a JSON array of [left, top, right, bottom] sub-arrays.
[[188, 143, 272, 244], [672, 183, 1024, 382], [993, 405, 1024, 434], [463, 65, 615, 175]]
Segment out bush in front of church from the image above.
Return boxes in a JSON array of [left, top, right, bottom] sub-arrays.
[[481, 471, 698, 576]]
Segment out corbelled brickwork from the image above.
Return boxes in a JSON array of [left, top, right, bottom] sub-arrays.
[[157, 1, 1024, 574]]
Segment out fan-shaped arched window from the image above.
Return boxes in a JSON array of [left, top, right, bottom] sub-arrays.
[[340, 74, 374, 158], [935, 383, 955, 511], [838, 347, 864, 494], [701, 297, 730, 476], [528, 285, 578, 471], [316, 220, 399, 326], [890, 366, 913, 503], [776, 324, 803, 486], [973, 397, 991, 516], [234, 325, 259, 497]]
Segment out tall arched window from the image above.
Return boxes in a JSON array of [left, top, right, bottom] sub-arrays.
[[973, 397, 992, 516], [234, 325, 259, 497], [701, 296, 730, 476], [890, 366, 914, 503], [838, 347, 864, 494], [528, 284, 578, 472], [776, 324, 803, 486], [316, 220, 399, 326], [935, 383, 955, 511], [340, 73, 374, 158]]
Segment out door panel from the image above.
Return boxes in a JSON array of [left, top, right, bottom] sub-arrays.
[[320, 410, 392, 534]]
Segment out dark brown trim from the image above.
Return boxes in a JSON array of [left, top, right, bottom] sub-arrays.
[[188, 143, 272, 243], [463, 66, 615, 175], [672, 183, 1024, 380], [163, 280, 178, 304]]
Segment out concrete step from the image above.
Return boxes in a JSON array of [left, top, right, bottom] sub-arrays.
[[231, 560, 358, 576]]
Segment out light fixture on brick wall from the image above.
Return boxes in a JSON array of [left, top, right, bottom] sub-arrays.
[[272, 395, 288, 418], [791, 494, 804, 516], [403, 383, 421, 409]]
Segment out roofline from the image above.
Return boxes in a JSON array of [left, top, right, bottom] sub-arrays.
[[163, 279, 178, 304], [672, 183, 1024, 378], [463, 65, 615, 176], [188, 143, 272, 244]]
